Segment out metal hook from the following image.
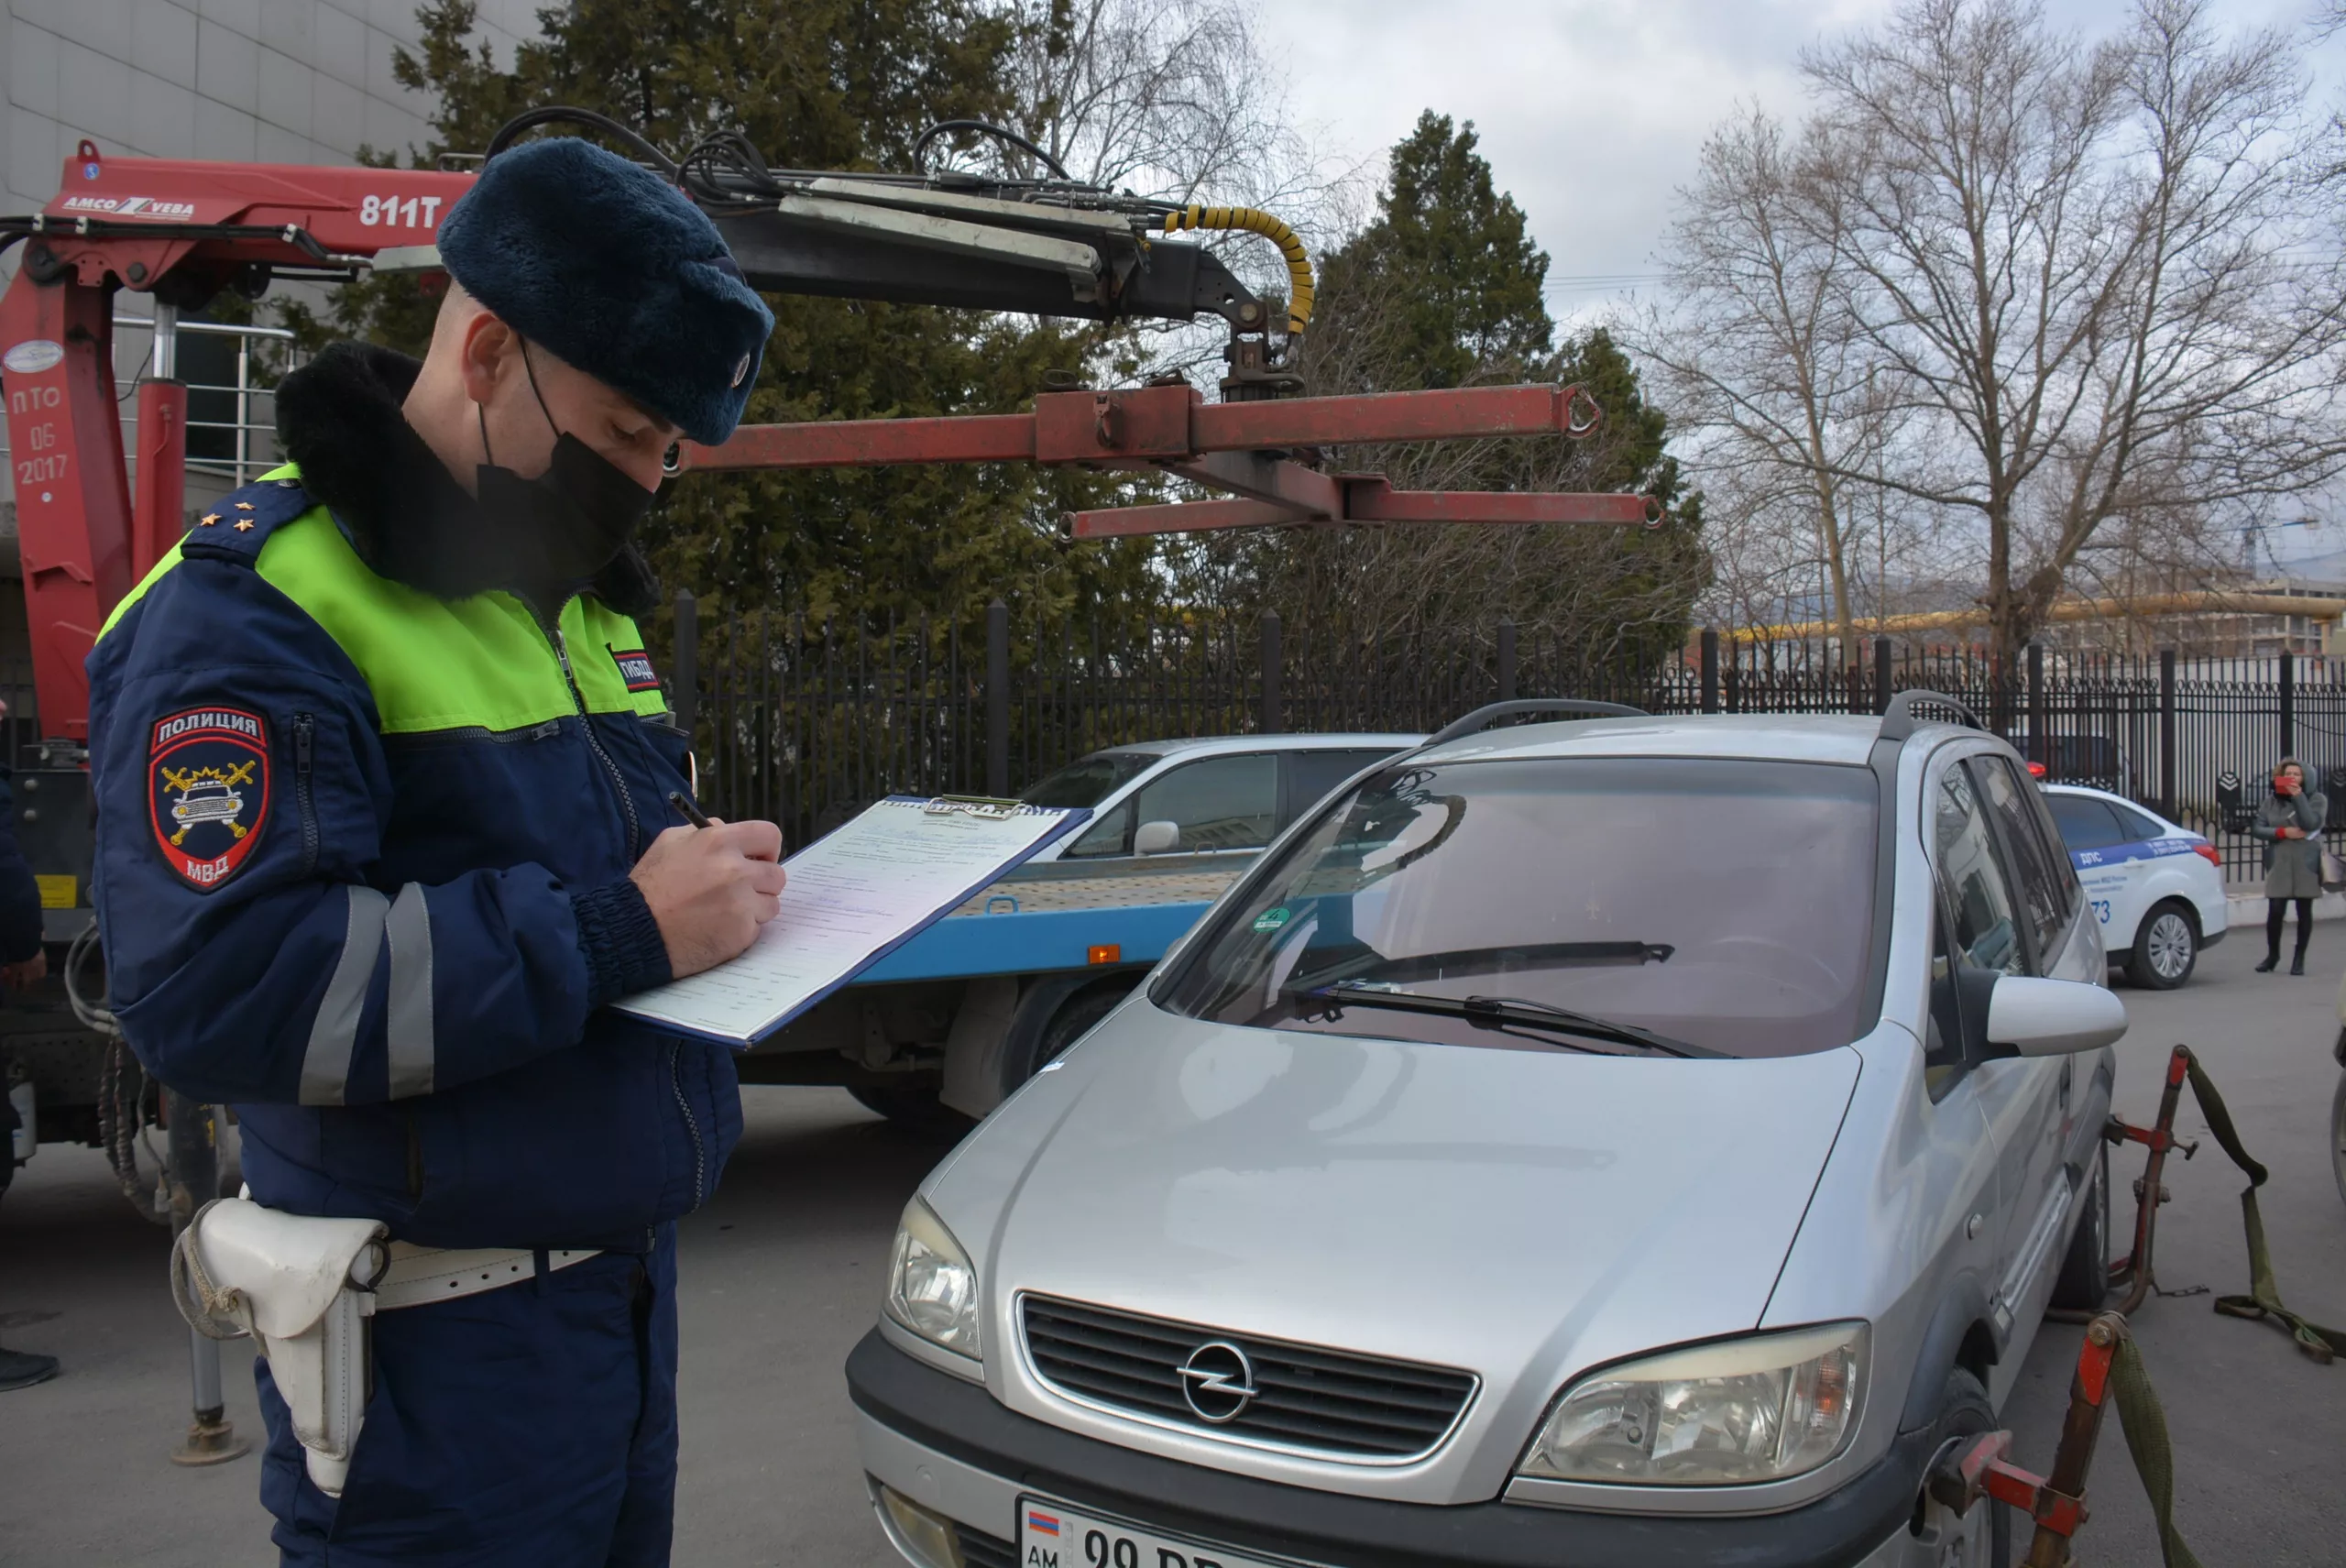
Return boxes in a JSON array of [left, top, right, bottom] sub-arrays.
[[1562, 384, 1605, 439]]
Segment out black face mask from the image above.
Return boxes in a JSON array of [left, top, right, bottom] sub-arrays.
[[474, 343, 658, 593]]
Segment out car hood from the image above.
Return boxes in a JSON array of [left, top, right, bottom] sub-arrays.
[[931, 1003, 1864, 1494]]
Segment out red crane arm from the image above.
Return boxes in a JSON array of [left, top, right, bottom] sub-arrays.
[[685, 381, 1654, 538], [21, 144, 470, 287], [3, 143, 1655, 740]]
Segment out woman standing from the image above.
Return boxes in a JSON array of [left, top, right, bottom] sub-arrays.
[[2253, 757, 2328, 974]]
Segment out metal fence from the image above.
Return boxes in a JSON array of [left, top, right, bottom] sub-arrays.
[[677, 601, 2346, 879], [114, 314, 298, 489]]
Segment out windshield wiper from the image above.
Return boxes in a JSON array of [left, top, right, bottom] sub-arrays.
[[1283, 941, 1673, 996], [1458, 994, 1727, 1058], [1297, 983, 1727, 1059]]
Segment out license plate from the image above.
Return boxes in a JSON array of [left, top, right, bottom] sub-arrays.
[[1015, 1497, 1307, 1568]]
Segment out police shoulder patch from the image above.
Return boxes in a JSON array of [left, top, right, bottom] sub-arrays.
[[609, 647, 661, 694], [148, 707, 270, 891]]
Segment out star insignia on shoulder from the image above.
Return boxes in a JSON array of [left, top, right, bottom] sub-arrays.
[[236, 501, 255, 510], [199, 514, 219, 526], [234, 520, 255, 532]]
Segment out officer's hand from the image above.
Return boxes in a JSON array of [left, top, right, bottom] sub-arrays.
[[631, 820, 787, 978], [1, 952, 45, 991]]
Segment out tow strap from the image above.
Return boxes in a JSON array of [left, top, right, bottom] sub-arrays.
[[2107, 1333, 2199, 1568], [2170, 1047, 2346, 1364]]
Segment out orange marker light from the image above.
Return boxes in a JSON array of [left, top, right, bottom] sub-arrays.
[[1087, 944, 1122, 966]]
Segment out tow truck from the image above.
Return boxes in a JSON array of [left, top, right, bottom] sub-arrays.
[[1, 105, 1652, 1186]]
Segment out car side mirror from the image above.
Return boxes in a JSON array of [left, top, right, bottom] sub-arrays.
[[1984, 975, 2127, 1058], [1134, 819, 1181, 856]]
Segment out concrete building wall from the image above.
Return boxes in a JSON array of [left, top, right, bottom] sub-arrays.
[[5, 0, 542, 214]]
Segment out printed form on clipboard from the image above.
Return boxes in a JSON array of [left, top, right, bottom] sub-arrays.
[[611, 796, 1089, 1046]]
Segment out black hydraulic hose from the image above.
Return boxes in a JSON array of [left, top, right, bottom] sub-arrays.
[[676, 131, 787, 211], [914, 119, 1072, 182], [484, 105, 680, 177]]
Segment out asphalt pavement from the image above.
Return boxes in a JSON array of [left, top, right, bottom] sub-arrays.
[[2, 933, 2341, 1566]]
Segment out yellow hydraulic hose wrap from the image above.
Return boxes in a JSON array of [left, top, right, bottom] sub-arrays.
[[1161, 205, 1315, 335]]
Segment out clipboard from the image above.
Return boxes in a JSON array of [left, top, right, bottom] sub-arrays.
[[610, 795, 1090, 1046]]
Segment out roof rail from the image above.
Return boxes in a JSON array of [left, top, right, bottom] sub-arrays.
[[1878, 689, 1989, 743], [1421, 698, 1648, 750]]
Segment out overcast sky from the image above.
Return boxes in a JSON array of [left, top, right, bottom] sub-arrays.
[[1258, 0, 2335, 326]]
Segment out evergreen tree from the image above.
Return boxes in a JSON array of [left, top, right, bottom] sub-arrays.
[[1314, 113, 1553, 393]]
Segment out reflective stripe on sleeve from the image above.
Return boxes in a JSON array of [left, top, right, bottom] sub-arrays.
[[299, 886, 390, 1106], [385, 883, 435, 1100]]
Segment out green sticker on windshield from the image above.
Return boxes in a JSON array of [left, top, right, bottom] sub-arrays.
[[1252, 905, 1292, 933]]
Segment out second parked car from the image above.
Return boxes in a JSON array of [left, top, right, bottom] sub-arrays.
[[2041, 784, 2227, 990]]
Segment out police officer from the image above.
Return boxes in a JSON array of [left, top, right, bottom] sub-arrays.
[[90, 138, 781, 1564]]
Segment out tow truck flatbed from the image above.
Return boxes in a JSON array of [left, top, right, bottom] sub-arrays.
[[855, 854, 1250, 984]]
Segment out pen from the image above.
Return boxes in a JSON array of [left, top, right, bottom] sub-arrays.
[[667, 789, 713, 828]]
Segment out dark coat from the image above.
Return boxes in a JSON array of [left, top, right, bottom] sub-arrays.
[[88, 345, 735, 1252], [2253, 786, 2329, 899]]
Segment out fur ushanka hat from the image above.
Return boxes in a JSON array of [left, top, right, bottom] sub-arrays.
[[437, 137, 774, 445]]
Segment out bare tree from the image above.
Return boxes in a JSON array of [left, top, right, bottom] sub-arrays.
[[968, 0, 1358, 384], [994, 0, 1291, 203], [1791, 0, 2346, 662], [1634, 107, 1910, 657]]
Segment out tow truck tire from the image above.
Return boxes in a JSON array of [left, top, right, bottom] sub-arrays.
[[1022, 981, 1135, 1083], [846, 1083, 972, 1139], [1909, 1368, 2012, 1568], [2049, 1142, 2110, 1312], [2124, 900, 2198, 991]]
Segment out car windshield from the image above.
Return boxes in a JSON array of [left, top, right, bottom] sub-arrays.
[[1021, 751, 1163, 808], [1156, 757, 1880, 1058]]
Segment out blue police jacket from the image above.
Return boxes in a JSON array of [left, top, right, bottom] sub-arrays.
[[87, 345, 739, 1251]]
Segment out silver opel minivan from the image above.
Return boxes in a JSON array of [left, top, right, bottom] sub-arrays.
[[850, 697, 2125, 1568]]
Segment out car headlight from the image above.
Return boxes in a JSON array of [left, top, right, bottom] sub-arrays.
[[883, 1196, 981, 1362], [1518, 1321, 1868, 1486]]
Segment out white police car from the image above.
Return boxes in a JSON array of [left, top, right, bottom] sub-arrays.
[[2042, 783, 2227, 989]]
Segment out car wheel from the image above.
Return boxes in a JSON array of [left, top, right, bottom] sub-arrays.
[[1018, 981, 1135, 1083], [845, 1082, 972, 1139], [2330, 1073, 2346, 1212], [2125, 902, 2198, 990], [2048, 1142, 2110, 1312], [1907, 1368, 2012, 1568]]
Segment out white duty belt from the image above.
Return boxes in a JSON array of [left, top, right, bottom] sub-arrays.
[[171, 1197, 597, 1497]]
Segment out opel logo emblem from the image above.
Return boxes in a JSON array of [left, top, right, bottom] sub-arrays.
[[1178, 1341, 1258, 1424]]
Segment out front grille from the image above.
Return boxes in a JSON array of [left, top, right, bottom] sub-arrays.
[[956, 1524, 1018, 1568], [1020, 1295, 1476, 1461]]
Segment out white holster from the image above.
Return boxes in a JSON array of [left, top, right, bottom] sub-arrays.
[[171, 1198, 388, 1497], [170, 1201, 605, 1498]]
